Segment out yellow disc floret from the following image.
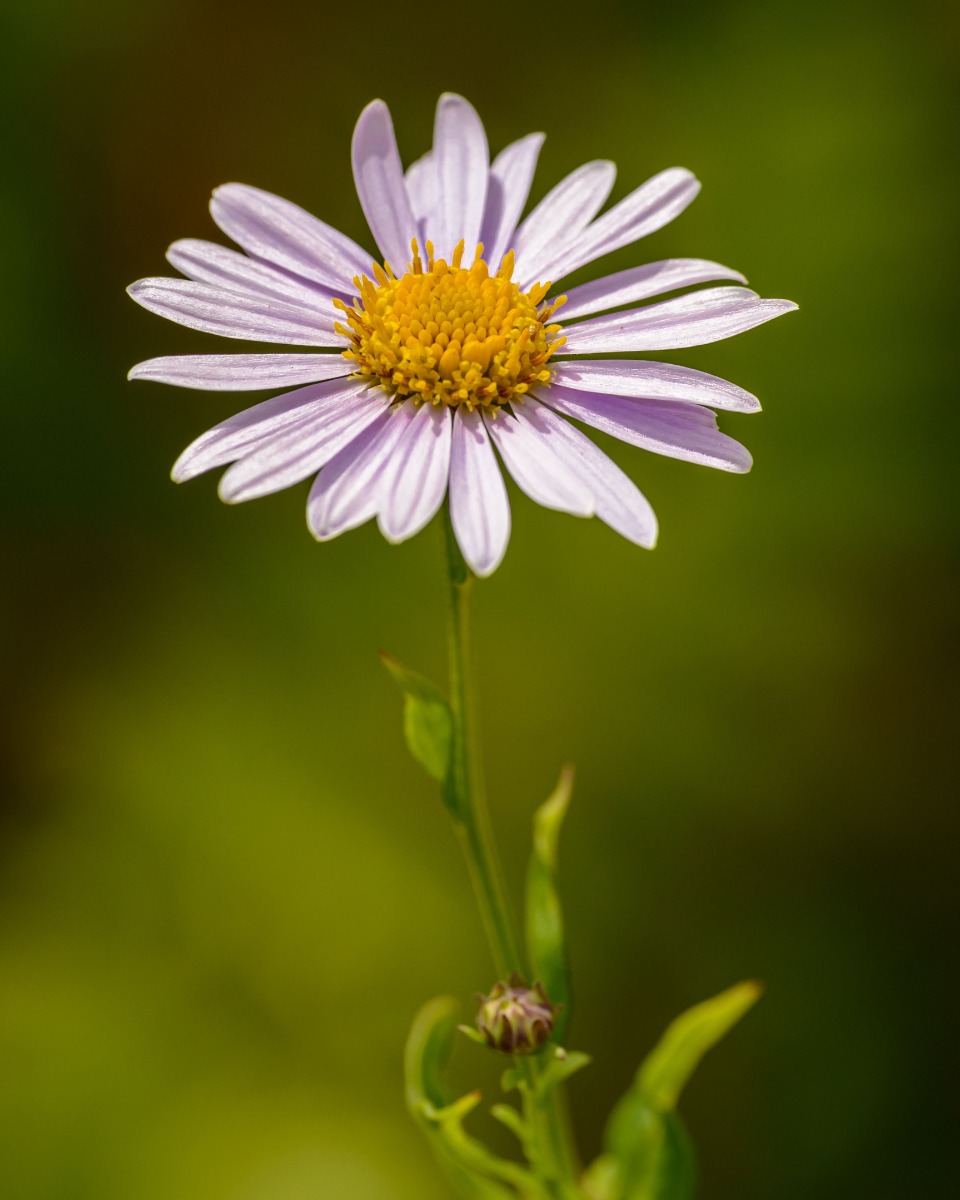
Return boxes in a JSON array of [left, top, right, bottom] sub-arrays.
[[334, 240, 566, 411]]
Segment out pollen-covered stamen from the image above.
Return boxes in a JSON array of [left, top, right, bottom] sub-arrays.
[[334, 239, 567, 410]]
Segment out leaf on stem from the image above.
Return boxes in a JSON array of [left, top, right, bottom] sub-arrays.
[[405, 997, 542, 1200], [536, 1047, 592, 1098], [490, 1102, 528, 1144], [381, 652, 453, 785], [405, 995, 460, 1114], [588, 981, 762, 1200], [586, 1108, 696, 1200], [525, 765, 574, 1042], [636, 980, 762, 1111]]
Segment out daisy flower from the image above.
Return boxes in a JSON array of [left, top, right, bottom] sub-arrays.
[[128, 94, 795, 576]]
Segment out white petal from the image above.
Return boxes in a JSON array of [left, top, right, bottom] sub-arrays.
[[535, 168, 701, 284], [559, 287, 798, 353], [351, 100, 419, 274], [430, 93, 489, 262], [539, 383, 753, 473], [484, 408, 593, 516], [166, 239, 343, 312], [129, 352, 352, 391], [557, 258, 746, 321], [551, 360, 761, 413], [449, 407, 511, 578], [307, 403, 418, 540], [218, 386, 388, 503], [127, 278, 347, 346], [210, 183, 373, 291], [377, 403, 453, 543], [512, 161, 616, 285], [480, 133, 545, 270], [523, 399, 657, 548], [172, 377, 372, 482]]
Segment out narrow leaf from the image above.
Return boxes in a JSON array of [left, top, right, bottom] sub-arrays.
[[435, 1095, 542, 1194], [651, 1113, 696, 1200], [536, 1048, 592, 1098], [501, 1065, 525, 1094], [637, 980, 762, 1111], [594, 981, 760, 1200], [405, 995, 460, 1114], [404, 998, 518, 1199], [381, 652, 454, 785], [405, 998, 544, 1199], [490, 1102, 528, 1144], [581, 1153, 621, 1200], [525, 765, 574, 1040], [603, 1101, 697, 1200]]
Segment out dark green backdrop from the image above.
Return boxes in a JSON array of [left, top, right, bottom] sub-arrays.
[[2, 1, 957, 1197]]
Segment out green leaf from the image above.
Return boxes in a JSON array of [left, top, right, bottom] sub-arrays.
[[500, 1065, 525, 1094], [602, 1101, 697, 1200], [653, 1114, 696, 1200], [381, 653, 453, 785], [525, 765, 574, 1041], [636, 980, 762, 1111], [404, 998, 542, 1200], [435, 1094, 542, 1195], [580, 1152, 621, 1200], [490, 1102, 528, 1144], [593, 981, 761, 1200], [535, 1047, 592, 1099], [405, 995, 460, 1114]]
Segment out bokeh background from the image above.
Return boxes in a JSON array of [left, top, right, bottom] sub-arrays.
[[2, 1, 958, 1197]]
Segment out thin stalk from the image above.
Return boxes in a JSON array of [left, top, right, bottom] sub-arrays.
[[442, 509, 581, 1199], [443, 509, 523, 979]]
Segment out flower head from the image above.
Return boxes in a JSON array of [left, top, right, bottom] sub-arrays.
[[128, 94, 796, 576], [475, 978, 558, 1055], [336, 244, 565, 411]]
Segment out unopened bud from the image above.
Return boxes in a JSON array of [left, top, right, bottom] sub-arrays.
[[475, 976, 557, 1055]]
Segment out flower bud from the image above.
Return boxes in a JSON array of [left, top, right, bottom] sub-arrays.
[[475, 977, 557, 1055]]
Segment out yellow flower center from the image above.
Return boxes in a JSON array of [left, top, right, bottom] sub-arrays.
[[334, 241, 566, 411]]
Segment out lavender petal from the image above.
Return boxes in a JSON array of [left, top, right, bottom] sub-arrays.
[[484, 409, 594, 516], [210, 183, 373, 292], [559, 287, 798, 353], [127, 278, 348, 346], [557, 258, 746, 321], [539, 383, 753, 473], [218, 386, 388, 503], [351, 100, 419, 275], [512, 161, 616, 285], [552, 360, 761, 413], [307, 403, 418, 540], [449, 407, 511, 578], [430, 93, 489, 262], [172, 377, 373, 482], [129, 352, 352, 392], [405, 151, 436, 230], [532, 168, 700, 285], [522, 399, 657, 547], [378, 402, 453, 543], [166, 239, 343, 313], [480, 133, 545, 271]]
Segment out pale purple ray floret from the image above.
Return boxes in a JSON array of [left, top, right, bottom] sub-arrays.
[[128, 93, 796, 577]]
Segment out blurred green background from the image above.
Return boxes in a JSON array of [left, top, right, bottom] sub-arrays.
[[2, 0, 957, 1196]]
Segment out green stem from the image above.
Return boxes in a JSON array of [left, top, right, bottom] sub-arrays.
[[442, 509, 581, 1199], [444, 509, 523, 980]]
